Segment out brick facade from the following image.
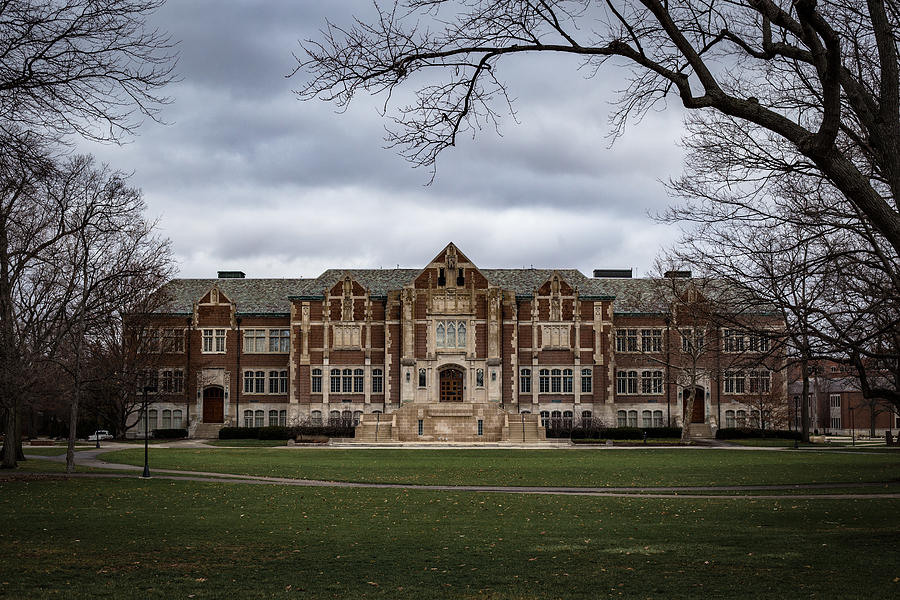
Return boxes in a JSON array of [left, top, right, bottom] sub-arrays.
[[137, 243, 786, 438]]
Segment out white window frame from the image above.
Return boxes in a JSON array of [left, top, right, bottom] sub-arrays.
[[311, 368, 322, 393], [371, 368, 384, 394], [640, 329, 663, 353], [520, 368, 532, 393], [202, 328, 227, 353], [580, 368, 592, 393], [615, 328, 639, 353]]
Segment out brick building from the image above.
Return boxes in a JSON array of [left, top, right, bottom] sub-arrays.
[[135, 243, 784, 440], [788, 362, 899, 437]]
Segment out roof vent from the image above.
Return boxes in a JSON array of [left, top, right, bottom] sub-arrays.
[[217, 271, 245, 279], [593, 269, 632, 278], [664, 270, 692, 278]]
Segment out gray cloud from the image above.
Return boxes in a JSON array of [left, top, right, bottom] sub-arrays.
[[79, 1, 688, 280]]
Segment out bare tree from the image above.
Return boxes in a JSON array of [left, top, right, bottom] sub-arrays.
[[0, 0, 177, 144], [296, 1, 900, 258], [51, 156, 172, 472], [0, 153, 172, 469]]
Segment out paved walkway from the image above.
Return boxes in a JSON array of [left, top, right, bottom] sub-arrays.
[[11, 446, 900, 501]]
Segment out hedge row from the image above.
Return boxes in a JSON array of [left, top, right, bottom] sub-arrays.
[[715, 427, 801, 440], [218, 425, 355, 440], [571, 426, 683, 440], [151, 428, 187, 439]]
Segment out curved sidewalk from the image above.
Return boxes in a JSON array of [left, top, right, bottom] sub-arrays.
[[13, 448, 900, 500]]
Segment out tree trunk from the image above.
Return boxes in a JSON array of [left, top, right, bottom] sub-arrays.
[[800, 357, 810, 443], [680, 388, 694, 443]]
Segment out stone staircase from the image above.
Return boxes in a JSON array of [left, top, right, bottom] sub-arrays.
[[354, 413, 394, 442], [687, 422, 714, 440], [192, 422, 226, 439], [502, 413, 546, 442]]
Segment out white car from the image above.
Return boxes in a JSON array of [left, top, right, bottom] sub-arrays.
[[87, 430, 113, 441]]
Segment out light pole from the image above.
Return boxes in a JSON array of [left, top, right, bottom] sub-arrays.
[[850, 406, 855, 446], [141, 383, 155, 478]]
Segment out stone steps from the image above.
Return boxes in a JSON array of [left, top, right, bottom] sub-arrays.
[[687, 423, 714, 439], [192, 423, 225, 439]]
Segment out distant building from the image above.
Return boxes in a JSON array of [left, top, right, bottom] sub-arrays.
[[788, 361, 898, 437], [134, 243, 785, 441]]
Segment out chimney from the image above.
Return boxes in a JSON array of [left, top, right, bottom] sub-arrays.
[[593, 269, 632, 278], [217, 271, 246, 279]]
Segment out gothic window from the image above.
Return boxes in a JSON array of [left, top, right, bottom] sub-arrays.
[[748, 369, 771, 394], [551, 368, 562, 393], [342, 368, 353, 393], [476, 369, 484, 387], [435, 320, 467, 349], [724, 370, 746, 394], [353, 368, 364, 393], [617, 410, 627, 427], [539, 369, 550, 393], [268, 370, 288, 394], [330, 369, 341, 393], [418, 368, 426, 388], [653, 410, 663, 427], [580, 368, 592, 393], [372, 368, 383, 394], [520, 368, 531, 393], [311, 369, 322, 393], [642, 410, 652, 428], [641, 329, 662, 353], [562, 369, 573, 393]]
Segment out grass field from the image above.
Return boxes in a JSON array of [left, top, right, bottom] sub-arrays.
[[96, 447, 900, 487], [0, 476, 897, 599]]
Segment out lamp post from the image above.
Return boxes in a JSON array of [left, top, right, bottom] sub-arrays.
[[849, 406, 855, 446], [141, 383, 155, 478]]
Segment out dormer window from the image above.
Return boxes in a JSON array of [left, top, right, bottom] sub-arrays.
[[456, 268, 464, 286], [438, 267, 446, 287]]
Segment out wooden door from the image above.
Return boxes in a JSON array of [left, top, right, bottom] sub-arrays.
[[439, 369, 464, 402], [682, 387, 705, 423], [203, 387, 224, 423]]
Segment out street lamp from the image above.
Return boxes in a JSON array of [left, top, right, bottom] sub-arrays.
[[141, 382, 156, 478], [849, 406, 855, 446]]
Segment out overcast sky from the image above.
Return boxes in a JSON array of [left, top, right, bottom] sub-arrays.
[[79, 0, 688, 280]]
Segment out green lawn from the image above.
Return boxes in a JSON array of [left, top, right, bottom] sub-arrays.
[[96, 448, 900, 487], [23, 447, 68, 456], [0, 477, 897, 599], [204, 439, 289, 447]]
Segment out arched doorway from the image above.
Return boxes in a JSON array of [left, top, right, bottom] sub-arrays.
[[682, 386, 705, 423], [439, 367, 464, 402], [202, 386, 224, 423]]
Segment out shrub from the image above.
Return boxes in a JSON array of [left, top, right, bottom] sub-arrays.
[[570, 426, 682, 440], [258, 426, 292, 440], [218, 427, 260, 439], [292, 425, 355, 439], [715, 428, 801, 440], [151, 428, 187, 439]]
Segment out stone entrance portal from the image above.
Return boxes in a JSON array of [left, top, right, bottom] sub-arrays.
[[202, 386, 224, 423], [439, 368, 464, 402], [682, 387, 705, 423]]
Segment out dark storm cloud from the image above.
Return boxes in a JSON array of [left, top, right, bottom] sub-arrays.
[[79, 1, 687, 279]]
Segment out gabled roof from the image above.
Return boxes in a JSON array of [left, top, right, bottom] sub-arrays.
[[295, 269, 420, 299], [480, 269, 603, 298], [158, 278, 314, 315]]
